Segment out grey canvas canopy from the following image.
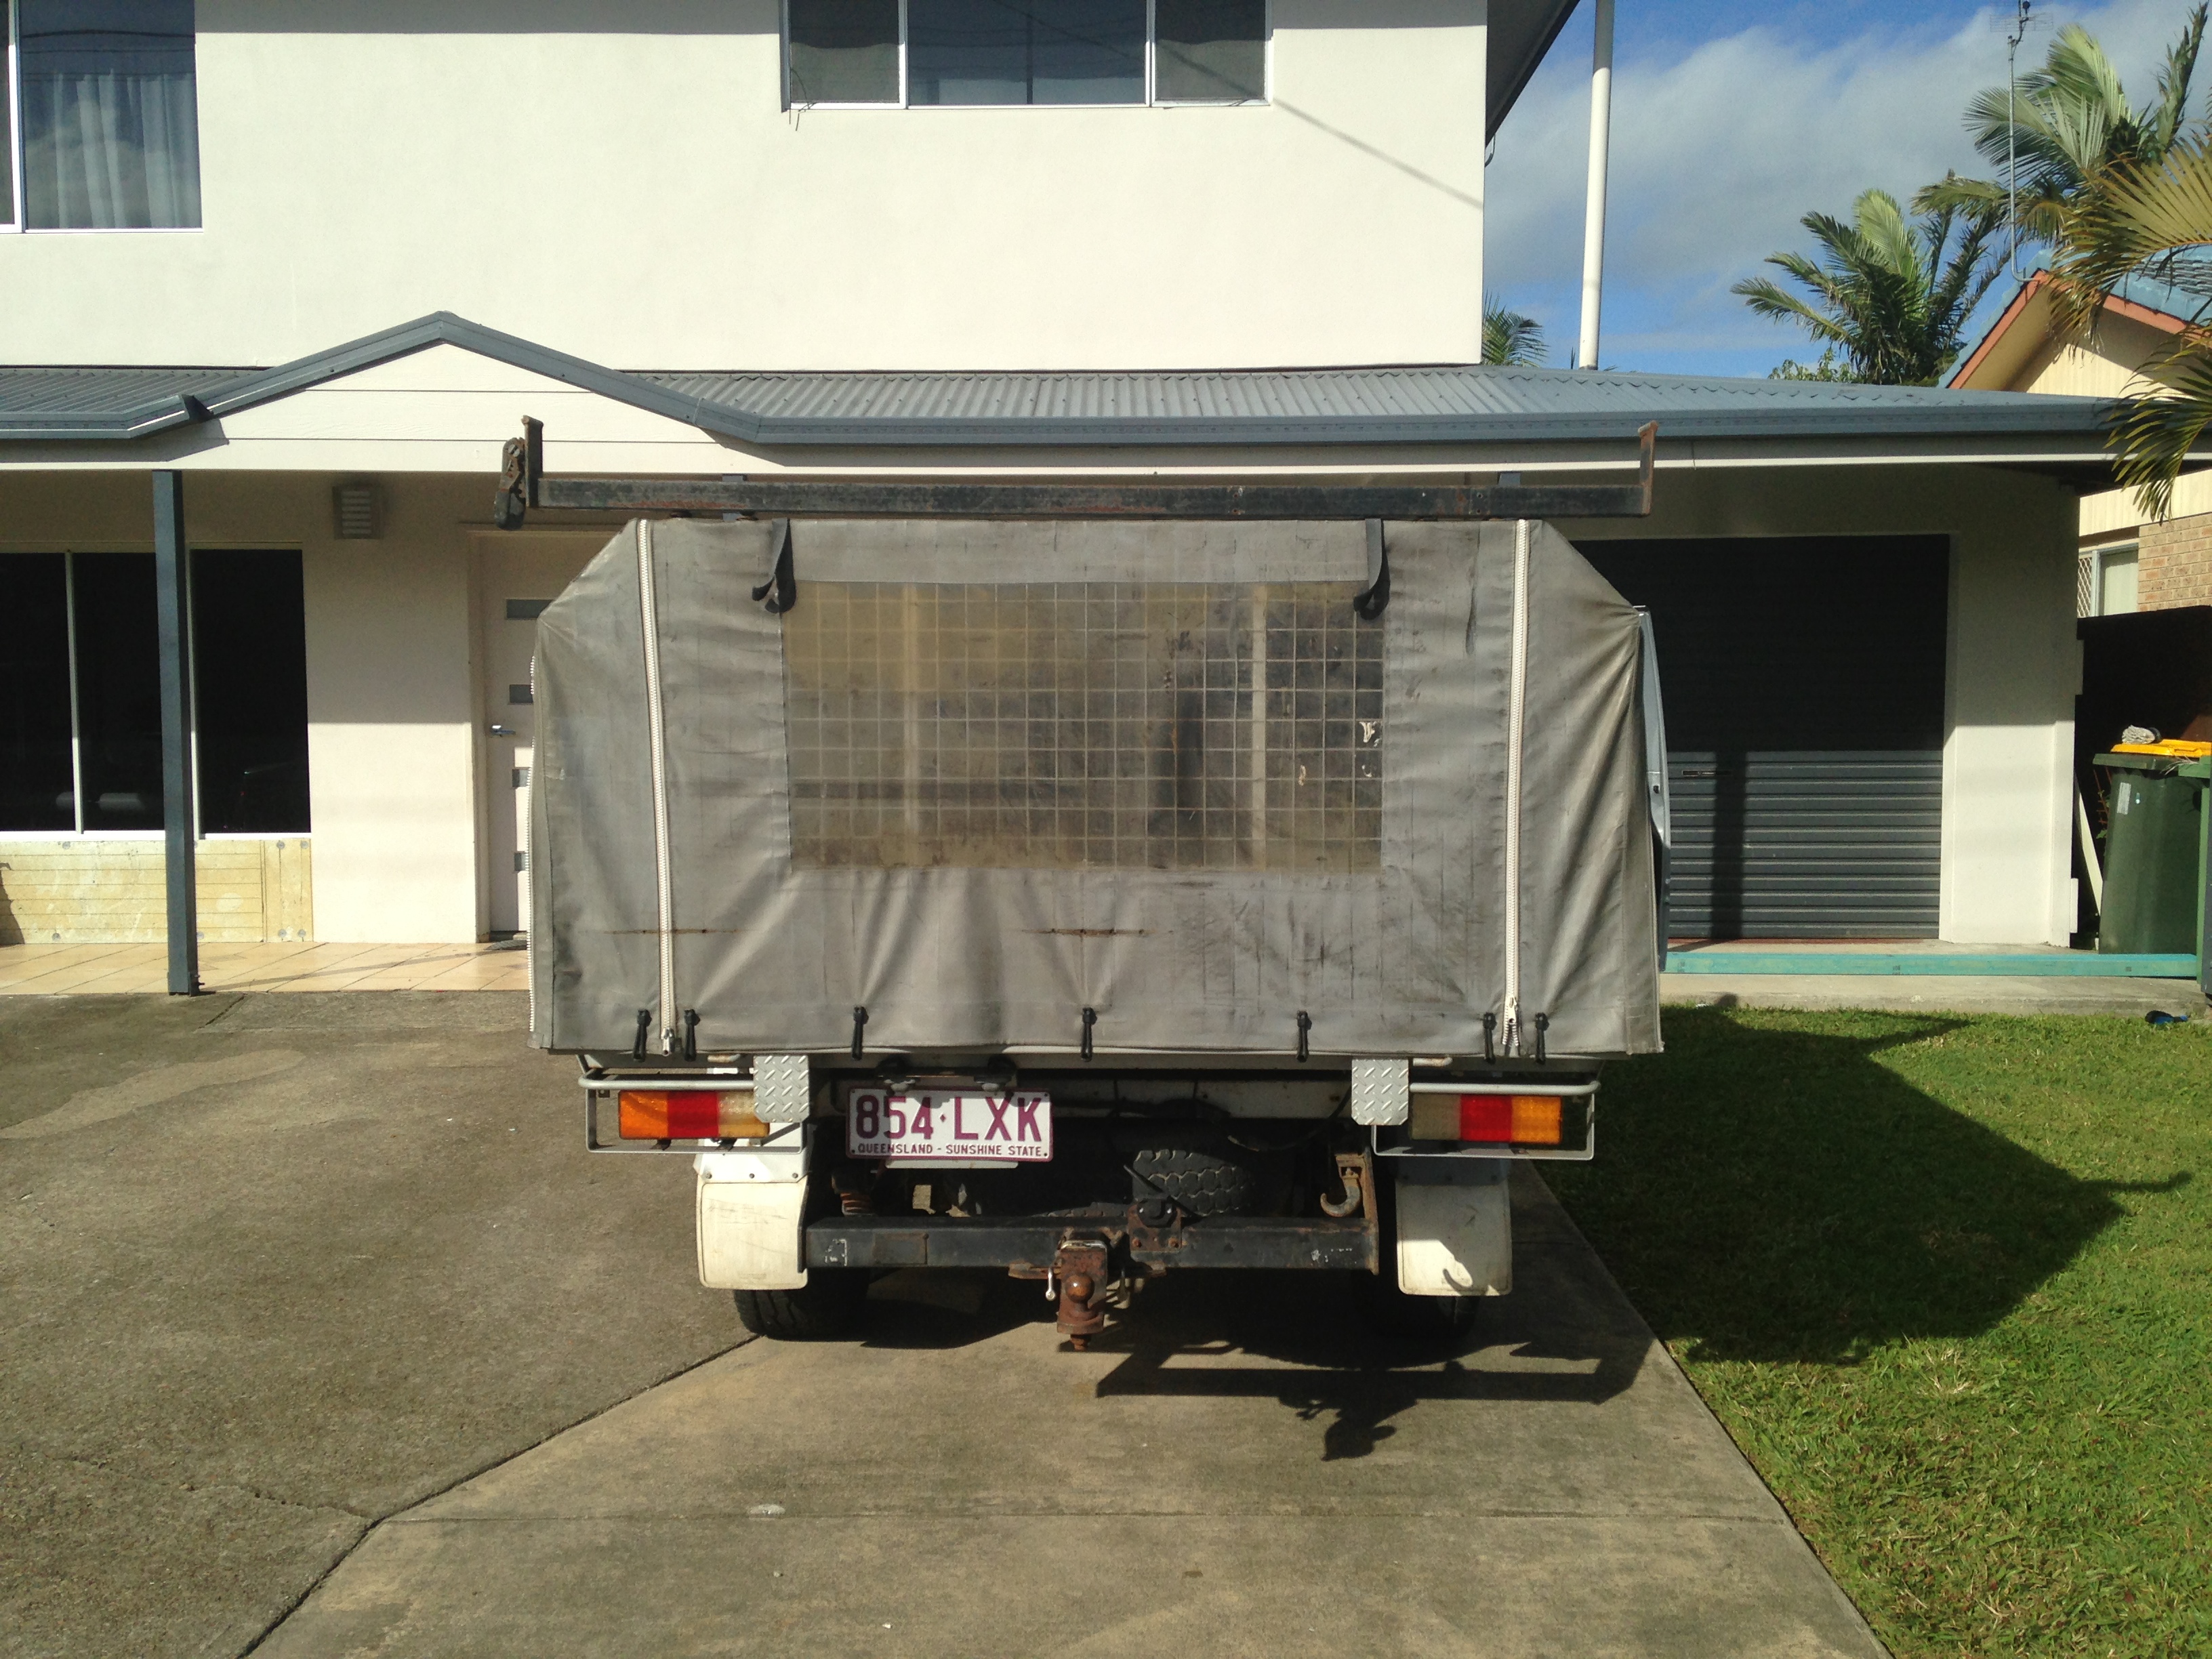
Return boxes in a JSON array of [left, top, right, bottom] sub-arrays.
[[528, 516, 1662, 1061]]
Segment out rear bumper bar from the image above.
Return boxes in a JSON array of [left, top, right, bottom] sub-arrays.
[[805, 1212, 1378, 1274]]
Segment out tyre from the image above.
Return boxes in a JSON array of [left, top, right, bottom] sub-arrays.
[[1121, 1128, 1289, 1217], [733, 1270, 869, 1340], [1351, 1263, 1479, 1340]]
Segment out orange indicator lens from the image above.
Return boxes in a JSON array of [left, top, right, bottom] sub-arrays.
[[1507, 1095, 1562, 1145], [617, 1090, 767, 1141]]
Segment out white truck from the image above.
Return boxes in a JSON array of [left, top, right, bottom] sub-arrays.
[[516, 461, 1666, 1345]]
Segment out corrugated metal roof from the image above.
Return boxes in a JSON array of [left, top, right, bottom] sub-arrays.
[[0, 312, 2120, 451], [636, 363, 2112, 442], [0, 365, 249, 433]]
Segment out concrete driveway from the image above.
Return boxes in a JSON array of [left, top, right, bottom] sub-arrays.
[[0, 991, 731, 1659], [2, 992, 1883, 1659]]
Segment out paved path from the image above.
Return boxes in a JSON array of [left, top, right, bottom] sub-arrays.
[[0, 941, 529, 996], [259, 1172, 1884, 1659], [1662, 970, 2204, 1017]]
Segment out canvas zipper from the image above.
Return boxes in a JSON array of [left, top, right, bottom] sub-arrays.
[[638, 518, 678, 1054]]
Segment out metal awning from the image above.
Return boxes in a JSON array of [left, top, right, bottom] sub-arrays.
[[0, 313, 2126, 458]]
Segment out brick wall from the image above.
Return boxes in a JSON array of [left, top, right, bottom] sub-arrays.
[[2139, 510, 2212, 609], [0, 838, 312, 945]]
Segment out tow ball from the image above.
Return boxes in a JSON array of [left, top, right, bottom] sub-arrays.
[[1050, 1241, 1111, 1350]]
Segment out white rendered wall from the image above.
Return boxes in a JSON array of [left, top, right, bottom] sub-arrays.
[[1575, 465, 2081, 946], [0, 1, 1487, 371], [301, 483, 484, 944]]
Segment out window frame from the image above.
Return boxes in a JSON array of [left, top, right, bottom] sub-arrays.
[[2, 0, 20, 232], [781, 0, 1271, 112], [2078, 540, 2142, 619], [0, 0, 204, 236]]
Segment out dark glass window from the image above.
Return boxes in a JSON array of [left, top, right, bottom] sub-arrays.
[[0, 555, 75, 830], [1155, 0, 1267, 102], [19, 0, 201, 229], [192, 550, 310, 834], [0, 548, 310, 835], [787, 0, 901, 105], [909, 0, 1145, 106], [70, 552, 164, 830]]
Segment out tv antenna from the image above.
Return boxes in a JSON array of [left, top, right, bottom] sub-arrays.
[[2007, 0, 2035, 277]]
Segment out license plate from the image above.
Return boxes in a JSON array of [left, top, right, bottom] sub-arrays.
[[844, 1087, 1052, 1164]]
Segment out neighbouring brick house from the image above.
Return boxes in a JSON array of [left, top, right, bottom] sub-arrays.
[[1950, 270, 2212, 616]]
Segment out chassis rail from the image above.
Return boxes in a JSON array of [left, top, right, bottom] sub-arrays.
[[806, 1210, 1378, 1275]]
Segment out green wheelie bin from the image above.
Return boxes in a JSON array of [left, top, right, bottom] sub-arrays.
[[2092, 750, 2211, 954]]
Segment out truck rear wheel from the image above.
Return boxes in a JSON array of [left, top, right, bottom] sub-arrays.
[[1351, 1265, 1479, 1340], [733, 1270, 869, 1340]]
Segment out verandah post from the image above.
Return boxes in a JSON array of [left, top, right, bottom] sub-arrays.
[[154, 469, 199, 995]]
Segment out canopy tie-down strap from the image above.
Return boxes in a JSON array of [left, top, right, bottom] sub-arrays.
[[1353, 518, 1391, 619], [750, 518, 796, 614]]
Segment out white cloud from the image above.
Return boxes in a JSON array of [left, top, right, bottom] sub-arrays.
[[1488, 0, 2196, 371]]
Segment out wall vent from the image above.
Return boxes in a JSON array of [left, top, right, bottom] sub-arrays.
[[332, 483, 381, 539]]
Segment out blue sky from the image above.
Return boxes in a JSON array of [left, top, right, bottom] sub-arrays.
[[1486, 0, 2195, 375]]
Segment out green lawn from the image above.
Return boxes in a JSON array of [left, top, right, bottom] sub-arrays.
[[1546, 1007, 2212, 1659]]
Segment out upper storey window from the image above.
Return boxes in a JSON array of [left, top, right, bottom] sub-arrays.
[[1, 0, 202, 230], [786, 0, 1267, 109]]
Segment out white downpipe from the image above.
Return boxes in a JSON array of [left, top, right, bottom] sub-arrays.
[[1503, 520, 1533, 1053], [1577, 0, 1615, 370], [637, 518, 678, 1054]]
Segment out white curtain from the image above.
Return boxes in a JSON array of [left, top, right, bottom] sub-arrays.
[[21, 8, 202, 230]]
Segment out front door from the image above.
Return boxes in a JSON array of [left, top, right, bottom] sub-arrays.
[[476, 537, 598, 936]]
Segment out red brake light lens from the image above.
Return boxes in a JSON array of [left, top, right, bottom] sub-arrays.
[[1410, 1092, 1568, 1145]]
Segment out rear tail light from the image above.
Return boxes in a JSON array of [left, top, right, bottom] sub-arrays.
[[1410, 1092, 1565, 1147], [617, 1090, 768, 1141]]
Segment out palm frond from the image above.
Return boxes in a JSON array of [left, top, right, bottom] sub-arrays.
[[2052, 140, 2212, 329], [1481, 300, 1548, 368], [2146, 3, 2208, 155], [1731, 276, 1851, 344], [2110, 375, 2212, 519], [1853, 190, 1918, 279], [1915, 175, 2008, 216]]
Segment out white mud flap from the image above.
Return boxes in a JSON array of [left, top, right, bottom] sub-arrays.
[[695, 1133, 809, 1291], [1394, 1160, 1512, 1296]]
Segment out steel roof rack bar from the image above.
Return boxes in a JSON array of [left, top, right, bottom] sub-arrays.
[[492, 418, 1658, 529]]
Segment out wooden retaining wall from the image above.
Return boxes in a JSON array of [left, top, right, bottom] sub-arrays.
[[0, 838, 312, 944]]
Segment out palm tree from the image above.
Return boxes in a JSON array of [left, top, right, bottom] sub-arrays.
[[1917, 7, 2206, 249], [1483, 301, 1547, 367], [1733, 189, 2006, 384], [2050, 140, 2212, 517]]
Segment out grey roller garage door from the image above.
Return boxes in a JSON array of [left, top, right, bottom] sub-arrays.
[[1576, 537, 1948, 940]]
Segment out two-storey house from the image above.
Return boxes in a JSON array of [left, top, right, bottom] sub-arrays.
[[0, 2, 2127, 957]]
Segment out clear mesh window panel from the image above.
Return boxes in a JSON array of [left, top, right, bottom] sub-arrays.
[[782, 580, 1382, 872]]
